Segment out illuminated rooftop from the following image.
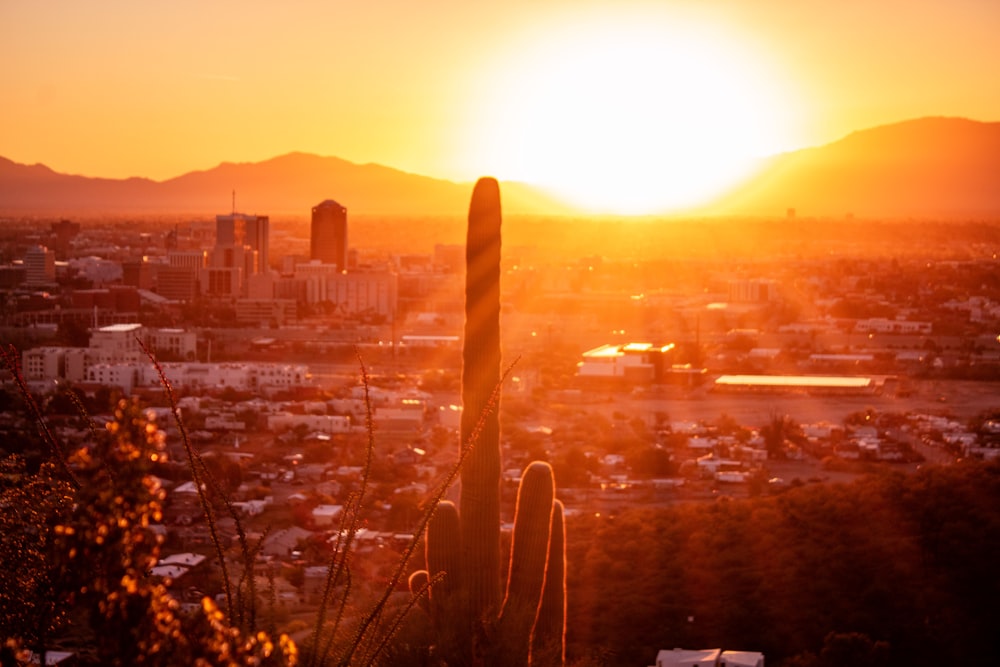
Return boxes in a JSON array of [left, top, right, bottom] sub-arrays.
[[97, 323, 143, 333], [583, 344, 624, 359], [582, 342, 676, 358], [715, 374, 872, 389]]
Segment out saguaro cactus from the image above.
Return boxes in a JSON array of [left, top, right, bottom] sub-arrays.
[[461, 177, 505, 625], [410, 178, 566, 666]]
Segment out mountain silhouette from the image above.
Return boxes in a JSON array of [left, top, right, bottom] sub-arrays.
[[707, 117, 1000, 218], [1, 117, 998, 218], [0, 152, 572, 217]]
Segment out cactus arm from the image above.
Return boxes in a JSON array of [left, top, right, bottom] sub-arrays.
[[425, 500, 462, 602], [532, 499, 567, 666], [497, 461, 556, 666], [407, 570, 431, 615]]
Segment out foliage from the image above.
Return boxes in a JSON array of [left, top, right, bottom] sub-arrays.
[[565, 462, 1000, 667], [0, 457, 74, 653], [760, 412, 805, 460], [0, 394, 298, 666]]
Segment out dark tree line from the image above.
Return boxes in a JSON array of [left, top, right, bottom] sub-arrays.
[[563, 461, 1000, 667]]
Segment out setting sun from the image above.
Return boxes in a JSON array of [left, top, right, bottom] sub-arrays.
[[463, 10, 802, 214], [1, 1, 997, 215]]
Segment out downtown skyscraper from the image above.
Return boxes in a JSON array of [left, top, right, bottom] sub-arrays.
[[311, 199, 348, 270]]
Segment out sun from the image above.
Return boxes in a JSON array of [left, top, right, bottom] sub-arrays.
[[460, 10, 802, 215]]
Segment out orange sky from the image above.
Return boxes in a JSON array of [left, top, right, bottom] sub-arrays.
[[2, 0, 998, 214]]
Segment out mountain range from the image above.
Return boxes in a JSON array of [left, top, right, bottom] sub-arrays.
[[1, 117, 998, 219], [711, 117, 1000, 219]]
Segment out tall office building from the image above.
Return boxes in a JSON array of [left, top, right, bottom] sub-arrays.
[[50, 219, 80, 260], [311, 200, 348, 269], [242, 215, 270, 273], [215, 213, 269, 273]]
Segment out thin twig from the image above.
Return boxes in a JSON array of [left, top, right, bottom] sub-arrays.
[[138, 338, 235, 617]]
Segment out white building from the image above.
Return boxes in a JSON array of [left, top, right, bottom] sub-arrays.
[[21, 325, 147, 385], [728, 278, 779, 303], [85, 362, 142, 393], [88, 323, 146, 363], [720, 651, 765, 667], [81, 360, 311, 395], [577, 343, 675, 383], [854, 318, 932, 335], [295, 262, 398, 321], [655, 648, 721, 667], [149, 362, 310, 392], [653, 648, 764, 667], [373, 403, 424, 432], [312, 504, 344, 528], [21, 347, 65, 381], [19, 322, 310, 395], [87, 323, 196, 364], [267, 413, 352, 434], [147, 328, 198, 360], [20, 347, 87, 384], [167, 250, 207, 271]]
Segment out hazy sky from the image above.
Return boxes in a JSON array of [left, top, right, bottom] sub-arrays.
[[3, 0, 998, 213]]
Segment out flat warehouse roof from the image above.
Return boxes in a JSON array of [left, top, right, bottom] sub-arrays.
[[98, 323, 142, 332], [715, 374, 873, 389]]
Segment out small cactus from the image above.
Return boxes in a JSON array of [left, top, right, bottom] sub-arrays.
[[410, 178, 566, 666]]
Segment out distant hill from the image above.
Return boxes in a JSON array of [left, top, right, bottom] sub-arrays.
[[0, 152, 574, 217], [2, 117, 998, 219], [707, 117, 1000, 219]]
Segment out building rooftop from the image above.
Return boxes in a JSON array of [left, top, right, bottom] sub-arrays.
[[97, 323, 143, 333], [715, 374, 872, 389], [582, 342, 675, 359], [655, 648, 721, 667]]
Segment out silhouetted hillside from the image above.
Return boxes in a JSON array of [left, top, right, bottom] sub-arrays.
[[709, 117, 1000, 218], [2, 117, 998, 218], [0, 152, 572, 217]]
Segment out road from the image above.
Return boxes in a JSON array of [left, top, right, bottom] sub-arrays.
[[557, 379, 998, 427]]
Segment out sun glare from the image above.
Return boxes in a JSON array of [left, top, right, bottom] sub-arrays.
[[463, 11, 801, 215]]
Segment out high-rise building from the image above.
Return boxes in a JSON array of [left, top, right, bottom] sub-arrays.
[[242, 215, 270, 273], [122, 259, 154, 290], [215, 214, 243, 246], [208, 213, 269, 297], [215, 213, 269, 274], [157, 265, 199, 301], [50, 219, 80, 260], [311, 200, 348, 269]]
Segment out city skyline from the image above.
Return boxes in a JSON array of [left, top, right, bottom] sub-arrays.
[[2, 0, 999, 214]]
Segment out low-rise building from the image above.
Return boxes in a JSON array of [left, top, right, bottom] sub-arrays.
[[577, 342, 676, 384], [653, 648, 764, 667]]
